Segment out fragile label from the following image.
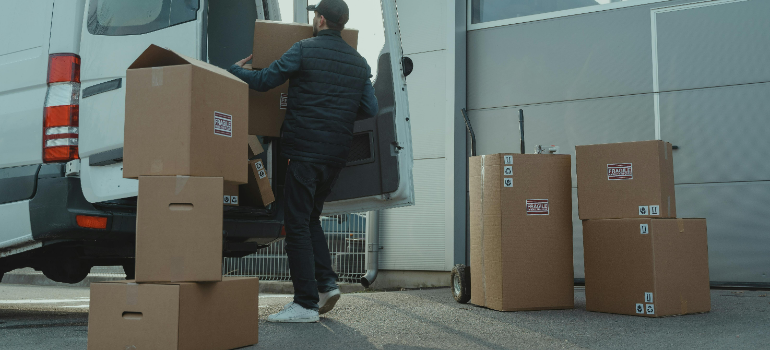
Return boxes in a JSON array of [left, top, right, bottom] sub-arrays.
[[255, 160, 264, 171], [503, 178, 513, 187], [504, 155, 513, 164], [526, 199, 549, 215], [224, 195, 230, 204], [258, 169, 267, 179], [650, 205, 660, 216], [503, 166, 513, 176], [607, 163, 633, 180], [640, 224, 648, 234], [645, 292, 653, 303], [280, 93, 288, 109], [635, 303, 644, 314], [646, 304, 655, 315], [214, 112, 233, 137], [639, 206, 649, 216]]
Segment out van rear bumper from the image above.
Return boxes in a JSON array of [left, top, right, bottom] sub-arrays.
[[27, 163, 282, 258]]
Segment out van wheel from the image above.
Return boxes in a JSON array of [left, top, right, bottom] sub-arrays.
[[122, 261, 135, 280], [451, 264, 471, 304], [42, 262, 90, 284]]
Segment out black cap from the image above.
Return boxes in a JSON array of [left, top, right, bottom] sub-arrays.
[[307, 0, 349, 25]]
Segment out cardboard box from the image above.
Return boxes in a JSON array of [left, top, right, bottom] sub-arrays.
[[135, 176, 223, 283], [469, 154, 574, 311], [239, 159, 274, 207], [87, 277, 259, 350], [583, 218, 710, 317], [124, 44, 248, 184], [576, 140, 676, 220], [248, 20, 359, 136], [224, 181, 239, 206]]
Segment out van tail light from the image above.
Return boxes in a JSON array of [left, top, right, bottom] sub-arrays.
[[43, 54, 81, 163], [48, 54, 81, 84], [76, 215, 108, 229]]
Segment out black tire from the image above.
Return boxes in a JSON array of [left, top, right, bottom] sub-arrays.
[[42, 261, 90, 284], [451, 264, 471, 304], [122, 260, 136, 280]]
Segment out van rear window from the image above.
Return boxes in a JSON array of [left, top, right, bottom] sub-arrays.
[[88, 0, 200, 36]]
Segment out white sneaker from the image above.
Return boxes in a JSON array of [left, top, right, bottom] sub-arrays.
[[267, 302, 319, 323], [318, 289, 341, 315]]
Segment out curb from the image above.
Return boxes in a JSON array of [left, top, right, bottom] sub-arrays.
[[1, 272, 366, 294]]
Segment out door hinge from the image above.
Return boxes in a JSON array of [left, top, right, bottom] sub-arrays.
[[65, 159, 81, 177], [390, 141, 404, 155]]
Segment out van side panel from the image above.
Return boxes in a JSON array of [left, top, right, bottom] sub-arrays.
[[49, 0, 86, 54], [0, 0, 55, 168], [0, 201, 34, 250]]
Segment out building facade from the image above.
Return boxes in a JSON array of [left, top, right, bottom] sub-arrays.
[[376, 0, 770, 287]]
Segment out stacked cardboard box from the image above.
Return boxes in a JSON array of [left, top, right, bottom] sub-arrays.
[[468, 154, 574, 311], [87, 45, 260, 349], [576, 140, 710, 317]]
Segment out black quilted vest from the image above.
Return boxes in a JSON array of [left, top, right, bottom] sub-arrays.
[[281, 30, 369, 166]]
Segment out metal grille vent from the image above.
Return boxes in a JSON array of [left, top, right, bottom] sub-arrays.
[[347, 132, 374, 165]]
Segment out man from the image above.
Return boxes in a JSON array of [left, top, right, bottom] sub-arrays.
[[227, 0, 378, 323]]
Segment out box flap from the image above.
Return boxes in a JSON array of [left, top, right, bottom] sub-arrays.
[[129, 44, 241, 82]]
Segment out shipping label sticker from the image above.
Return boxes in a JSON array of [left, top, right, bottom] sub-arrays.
[[504, 155, 513, 164], [504, 166, 513, 176], [223, 195, 231, 204], [607, 163, 633, 180], [280, 93, 288, 109], [645, 292, 653, 303], [636, 303, 644, 314], [526, 199, 549, 215], [214, 111, 233, 137], [258, 169, 267, 179], [503, 178, 513, 188], [640, 224, 649, 234], [650, 205, 660, 216], [639, 206, 649, 216], [255, 161, 264, 171], [646, 304, 655, 315]]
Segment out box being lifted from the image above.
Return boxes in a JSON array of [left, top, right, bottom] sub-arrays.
[[88, 277, 260, 350], [576, 140, 676, 220], [247, 20, 359, 137], [123, 45, 249, 184], [469, 154, 574, 311], [583, 218, 710, 317]]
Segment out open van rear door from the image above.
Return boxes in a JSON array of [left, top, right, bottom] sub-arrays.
[[322, 0, 414, 214], [77, 0, 203, 203]]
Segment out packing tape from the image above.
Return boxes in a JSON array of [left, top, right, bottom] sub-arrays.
[[126, 283, 139, 306], [480, 155, 487, 307], [152, 67, 163, 86], [171, 256, 185, 282], [150, 159, 163, 174], [677, 219, 685, 233], [175, 175, 189, 195]]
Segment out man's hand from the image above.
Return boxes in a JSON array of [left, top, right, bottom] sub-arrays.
[[235, 54, 253, 68]]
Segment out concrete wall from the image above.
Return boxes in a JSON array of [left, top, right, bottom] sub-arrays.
[[467, 0, 770, 283]]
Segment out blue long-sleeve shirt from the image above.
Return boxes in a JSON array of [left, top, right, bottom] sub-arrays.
[[227, 41, 379, 119]]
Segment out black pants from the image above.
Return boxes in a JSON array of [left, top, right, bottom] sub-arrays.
[[284, 160, 342, 310]]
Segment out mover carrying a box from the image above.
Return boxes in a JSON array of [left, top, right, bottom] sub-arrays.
[[245, 20, 359, 137]]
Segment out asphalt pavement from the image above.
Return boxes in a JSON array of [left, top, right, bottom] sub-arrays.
[[0, 284, 768, 349]]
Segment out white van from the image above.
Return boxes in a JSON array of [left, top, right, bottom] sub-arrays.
[[0, 0, 413, 283]]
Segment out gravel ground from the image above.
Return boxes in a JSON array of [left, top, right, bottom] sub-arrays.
[[0, 284, 768, 349]]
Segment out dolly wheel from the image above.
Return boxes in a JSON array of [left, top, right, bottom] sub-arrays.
[[451, 264, 471, 304]]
